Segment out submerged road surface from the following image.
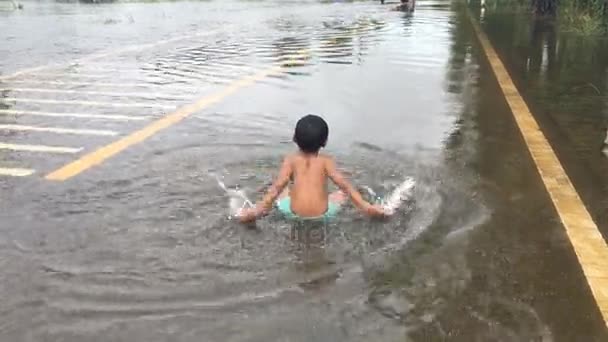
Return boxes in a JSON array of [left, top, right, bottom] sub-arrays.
[[1, 0, 607, 340]]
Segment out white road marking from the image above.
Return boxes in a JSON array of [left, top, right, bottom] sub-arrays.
[[27, 61, 260, 82], [1, 97, 174, 109], [0, 124, 118, 136], [0, 27, 231, 81], [30, 72, 144, 79], [56, 61, 256, 73], [45, 66, 282, 181], [1, 88, 194, 100], [0, 142, 82, 154], [0, 167, 35, 177], [0, 110, 148, 121], [4, 79, 195, 90], [28, 69, 241, 84]]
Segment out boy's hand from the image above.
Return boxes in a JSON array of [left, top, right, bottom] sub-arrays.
[[237, 207, 258, 223], [237, 206, 267, 223], [364, 203, 388, 217]]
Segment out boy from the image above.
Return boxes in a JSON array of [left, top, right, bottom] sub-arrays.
[[392, 0, 415, 12], [238, 115, 386, 223]]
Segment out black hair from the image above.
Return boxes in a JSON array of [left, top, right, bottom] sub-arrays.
[[293, 115, 329, 154]]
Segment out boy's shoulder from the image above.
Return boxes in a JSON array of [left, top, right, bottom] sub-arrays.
[[318, 153, 335, 162], [283, 153, 298, 162], [284, 153, 334, 164]]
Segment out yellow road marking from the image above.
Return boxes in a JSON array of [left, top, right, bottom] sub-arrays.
[[0, 124, 117, 136], [469, 11, 608, 327], [45, 66, 282, 181], [0, 167, 35, 177], [2, 97, 174, 109], [1, 88, 194, 100], [0, 142, 82, 154], [0, 110, 148, 121]]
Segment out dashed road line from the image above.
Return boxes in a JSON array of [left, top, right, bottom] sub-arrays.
[[45, 66, 282, 181], [0, 110, 148, 121], [29, 72, 147, 79], [0, 124, 117, 136], [43, 49, 310, 181], [29, 68, 251, 84], [0, 142, 82, 154], [0, 27, 231, 81], [0, 167, 35, 177], [0, 88, 194, 100], [2, 79, 195, 90], [468, 10, 608, 327], [1, 97, 174, 109]]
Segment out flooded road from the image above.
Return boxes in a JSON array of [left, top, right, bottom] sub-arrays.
[[479, 7, 608, 239], [1, 0, 607, 341]]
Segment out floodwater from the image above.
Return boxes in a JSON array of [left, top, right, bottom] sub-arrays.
[[479, 6, 608, 238], [0, 0, 607, 341]]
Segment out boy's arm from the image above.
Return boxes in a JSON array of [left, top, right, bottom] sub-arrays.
[[258, 157, 293, 211], [326, 158, 385, 217], [239, 157, 292, 223]]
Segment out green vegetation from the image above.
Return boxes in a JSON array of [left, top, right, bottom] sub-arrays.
[[558, 0, 607, 34], [481, 0, 608, 35]]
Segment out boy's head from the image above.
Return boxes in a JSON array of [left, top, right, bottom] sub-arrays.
[[293, 115, 329, 154]]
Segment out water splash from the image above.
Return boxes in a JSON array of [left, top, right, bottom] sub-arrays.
[[213, 174, 254, 218], [381, 177, 416, 216]]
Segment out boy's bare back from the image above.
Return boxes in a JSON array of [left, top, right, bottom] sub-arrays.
[[285, 153, 332, 217]]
